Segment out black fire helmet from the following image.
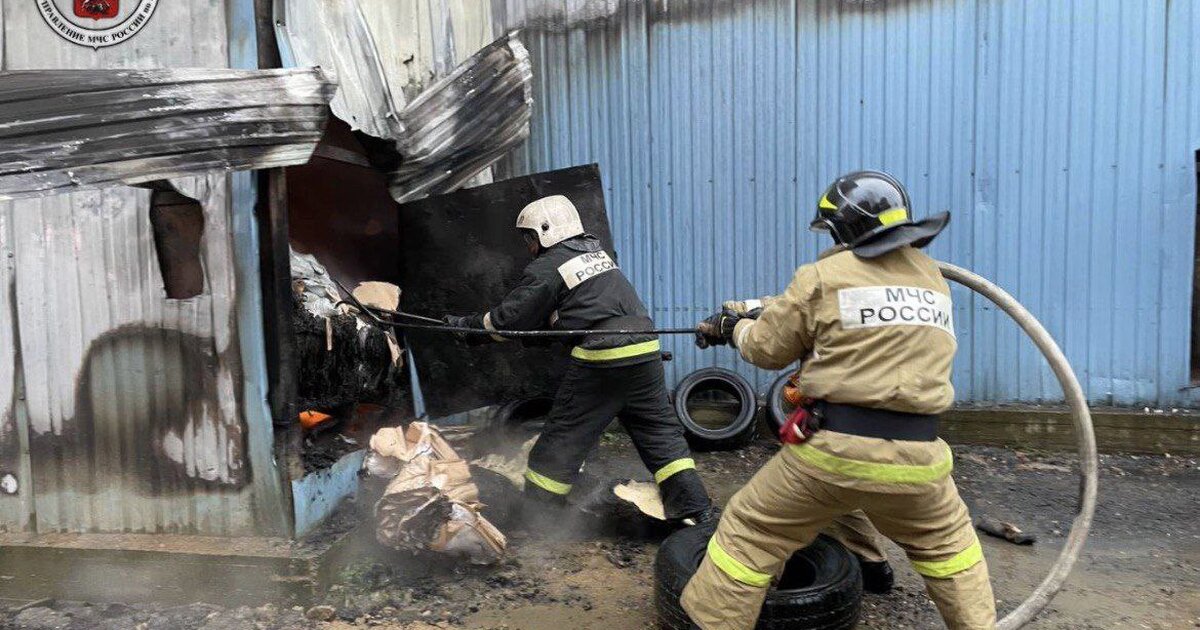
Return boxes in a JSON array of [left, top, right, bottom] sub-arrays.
[[811, 170, 949, 258]]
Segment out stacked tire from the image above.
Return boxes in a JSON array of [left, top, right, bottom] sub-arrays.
[[655, 521, 862, 629], [673, 368, 759, 451]]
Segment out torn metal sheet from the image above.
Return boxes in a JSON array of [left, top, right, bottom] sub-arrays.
[[0, 68, 335, 200], [390, 32, 534, 203], [274, 0, 405, 140], [273, 0, 531, 204], [292, 449, 367, 537], [398, 165, 614, 416]]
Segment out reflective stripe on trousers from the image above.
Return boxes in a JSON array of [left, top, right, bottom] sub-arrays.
[[706, 537, 772, 588], [788, 442, 953, 484], [654, 457, 696, 484], [525, 468, 572, 495], [911, 538, 985, 578], [570, 339, 661, 362]]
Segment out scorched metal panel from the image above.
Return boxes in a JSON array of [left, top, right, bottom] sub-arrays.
[[0, 0, 292, 535], [0, 68, 334, 200]]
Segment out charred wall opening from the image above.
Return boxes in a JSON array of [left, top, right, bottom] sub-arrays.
[[287, 119, 401, 286], [281, 119, 413, 475]]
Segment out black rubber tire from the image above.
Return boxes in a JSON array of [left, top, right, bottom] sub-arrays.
[[469, 465, 522, 531], [491, 397, 555, 436], [673, 368, 759, 451], [765, 371, 801, 443], [655, 521, 862, 630]]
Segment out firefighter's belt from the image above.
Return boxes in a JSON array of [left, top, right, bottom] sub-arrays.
[[814, 401, 939, 442]]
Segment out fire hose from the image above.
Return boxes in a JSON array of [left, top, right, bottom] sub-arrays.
[[336, 264, 1097, 628], [333, 278, 699, 337], [937, 262, 1097, 630]]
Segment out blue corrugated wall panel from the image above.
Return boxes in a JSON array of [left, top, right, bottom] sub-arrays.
[[493, 0, 1200, 407]]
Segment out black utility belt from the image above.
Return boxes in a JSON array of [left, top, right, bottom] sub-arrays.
[[812, 401, 939, 442]]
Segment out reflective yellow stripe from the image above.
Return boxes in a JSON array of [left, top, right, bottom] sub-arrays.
[[524, 469, 572, 495], [878, 207, 909, 226], [570, 339, 661, 362], [707, 538, 772, 588], [788, 443, 953, 484], [911, 539, 984, 578], [654, 458, 696, 484], [818, 194, 838, 211]]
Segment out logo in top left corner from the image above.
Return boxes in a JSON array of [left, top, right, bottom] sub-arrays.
[[37, 0, 159, 49]]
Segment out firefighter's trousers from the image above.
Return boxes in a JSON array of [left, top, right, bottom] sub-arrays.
[[524, 359, 712, 520], [826, 509, 887, 562], [681, 431, 995, 630]]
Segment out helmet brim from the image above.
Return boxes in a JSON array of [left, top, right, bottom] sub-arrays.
[[850, 211, 951, 259]]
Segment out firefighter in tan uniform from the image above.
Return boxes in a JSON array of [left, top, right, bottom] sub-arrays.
[[725, 294, 896, 594], [684, 171, 996, 629]]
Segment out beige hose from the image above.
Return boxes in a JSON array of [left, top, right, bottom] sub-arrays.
[[937, 261, 1099, 630]]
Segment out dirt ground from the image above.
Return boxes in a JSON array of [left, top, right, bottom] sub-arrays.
[[3, 432, 1198, 630]]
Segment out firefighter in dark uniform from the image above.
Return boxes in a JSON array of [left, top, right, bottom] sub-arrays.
[[444, 195, 715, 524]]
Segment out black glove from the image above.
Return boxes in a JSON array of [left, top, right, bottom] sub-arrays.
[[695, 308, 742, 349], [442, 314, 489, 345]]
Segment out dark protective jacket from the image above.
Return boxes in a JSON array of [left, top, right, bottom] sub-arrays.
[[474, 234, 660, 366]]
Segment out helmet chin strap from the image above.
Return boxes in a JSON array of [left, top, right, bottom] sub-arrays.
[[521, 229, 542, 251], [820, 221, 846, 245]]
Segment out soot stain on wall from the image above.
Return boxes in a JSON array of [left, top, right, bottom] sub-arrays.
[[1, 277, 22, 497], [29, 325, 249, 500]]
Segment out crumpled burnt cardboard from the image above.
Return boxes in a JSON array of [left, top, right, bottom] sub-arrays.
[[368, 422, 506, 564]]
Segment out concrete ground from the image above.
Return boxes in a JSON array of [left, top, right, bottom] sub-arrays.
[[3, 433, 1198, 630]]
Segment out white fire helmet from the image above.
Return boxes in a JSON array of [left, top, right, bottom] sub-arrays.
[[515, 195, 585, 248]]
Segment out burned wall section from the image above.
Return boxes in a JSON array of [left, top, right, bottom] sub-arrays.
[[398, 164, 614, 416], [0, 0, 288, 535], [0, 277, 20, 502], [0, 178, 263, 534], [28, 325, 248, 500]]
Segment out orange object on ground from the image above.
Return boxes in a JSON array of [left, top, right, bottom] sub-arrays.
[[299, 410, 333, 430]]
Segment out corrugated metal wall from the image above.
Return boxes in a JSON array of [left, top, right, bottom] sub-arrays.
[[0, 0, 286, 534], [494, 0, 1200, 407]]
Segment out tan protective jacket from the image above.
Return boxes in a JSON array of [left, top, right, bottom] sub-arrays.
[[733, 246, 955, 414]]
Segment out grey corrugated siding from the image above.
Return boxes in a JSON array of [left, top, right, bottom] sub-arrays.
[[390, 32, 533, 202], [0, 0, 288, 534], [494, 0, 1200, 407], [275, 1, 526, 203], [0, 68, 334, 200]]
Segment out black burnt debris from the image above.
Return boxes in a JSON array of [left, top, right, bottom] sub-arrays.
[[288, 249, 411, 474], [292, 292, 403, 414]]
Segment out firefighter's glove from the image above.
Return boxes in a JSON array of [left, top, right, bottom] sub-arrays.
[[442, 315, 489, 345], [721, 298, 765, 319], [695, 308, 742, 349]]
